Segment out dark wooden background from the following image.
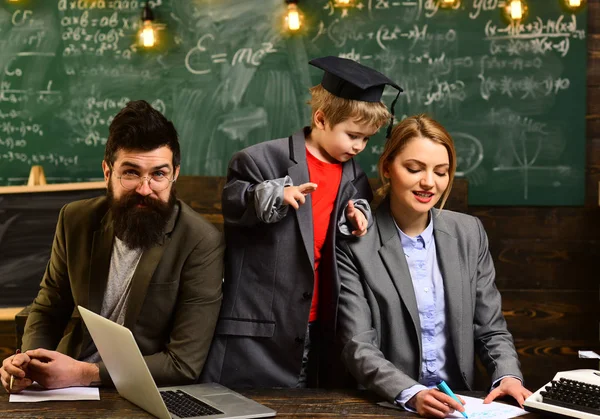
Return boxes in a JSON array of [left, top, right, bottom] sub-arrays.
[[0, 2, 598, 394]]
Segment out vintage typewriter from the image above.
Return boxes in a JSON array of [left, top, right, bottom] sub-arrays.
[[524, 369, 600, 419]]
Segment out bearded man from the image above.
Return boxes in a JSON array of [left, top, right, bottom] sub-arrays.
[[1, 100, 224, 393]]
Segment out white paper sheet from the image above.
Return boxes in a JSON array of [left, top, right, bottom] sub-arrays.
[[379, 395, 528, 419], [9, 384, 100, 402], [578, 350, 600, 359], [447, 395, 528, 419]]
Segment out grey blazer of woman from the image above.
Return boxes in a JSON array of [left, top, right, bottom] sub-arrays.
[[336, 199, 523, 402]]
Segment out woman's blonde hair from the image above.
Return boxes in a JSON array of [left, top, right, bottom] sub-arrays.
[[308, 84, 391, 130], [375, 114, 456, 210]]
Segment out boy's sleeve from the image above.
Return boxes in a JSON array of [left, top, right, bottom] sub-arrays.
[[221, 150, 291, 226], [337, 166, 374, 236], [254, 176, 293, 223], [337, 199, 372, 236]]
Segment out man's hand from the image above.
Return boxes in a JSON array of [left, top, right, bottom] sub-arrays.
[[283, 183, 317, 210], [25, 349, 100, 389], [483, 376, 532, 407], [346, 200, 367, 237], [408, 389, 466, 418], [1, 353, 32, 393]]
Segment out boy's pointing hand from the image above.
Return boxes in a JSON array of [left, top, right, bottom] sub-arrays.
[[283, 183, 318, 209], [347, 200, 368, 237]]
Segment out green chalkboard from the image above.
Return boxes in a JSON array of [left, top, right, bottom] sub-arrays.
[[0, 0, 588, 205]]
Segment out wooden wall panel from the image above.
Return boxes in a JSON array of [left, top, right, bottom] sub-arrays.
[[488, 238, 598, 289], [515, 339, 600, 386], [470, 208, 600, 240], [502, 291, 598, 340]]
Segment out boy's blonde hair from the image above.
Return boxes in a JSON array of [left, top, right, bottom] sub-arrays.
[[308, 84, 391, 130], [376, 114, 456, 210]]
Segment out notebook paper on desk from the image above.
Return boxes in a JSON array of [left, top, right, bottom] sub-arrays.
[[378, 395, 528, 419], [447, 396, 528, 419], [9, 384, 99, 402], [578, 351, 600, 360]]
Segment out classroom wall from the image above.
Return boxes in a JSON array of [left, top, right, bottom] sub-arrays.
[[0, 1, 598, 392]]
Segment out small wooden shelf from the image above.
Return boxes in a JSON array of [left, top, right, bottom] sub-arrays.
[[0, 181, 106, 195], [0, 307, 24, 321]]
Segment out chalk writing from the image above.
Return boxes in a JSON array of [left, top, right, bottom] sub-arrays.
[[366, 0, 457, 19], [58, 7, 138, 59], [58, 0, 163, 11], [0, 138, 27, 150], [487, 108, 548, 134], [479, 74, 570, 100], [485, 15, 585, 57], [480, 55, 543, 72], [469, 0, 503, 20], [312, 19, 456, 51], [453, 132, 484, 176], [0, 122, 43, 137], [0, 151, 79, 167], [0, 81, 61, 105], [485, 15, 584, 40], [185, 34, 278, 75]]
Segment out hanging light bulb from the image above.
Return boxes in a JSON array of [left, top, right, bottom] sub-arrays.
[[140, 21, 155, 47], [285, 0, 302, 32], [334, 0, 355, 7], [564, 0, 584, 10], [504, 0, 527, 21], [439, 0, 458, 7], [510, 0, 522, 19], [139, 2, 156, 48]]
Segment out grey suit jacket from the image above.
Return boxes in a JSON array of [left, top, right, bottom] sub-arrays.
[[200, 128, 373, 387], [22, 196, 224, 386], [336, 199, 522, 402]]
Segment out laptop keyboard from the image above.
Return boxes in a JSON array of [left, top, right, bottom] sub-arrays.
[[160, 390, 224, 418]]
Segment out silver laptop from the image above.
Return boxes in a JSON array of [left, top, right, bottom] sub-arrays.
[[78, 305, 276, 419]]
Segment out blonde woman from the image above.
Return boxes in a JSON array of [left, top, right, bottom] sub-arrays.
[[336, 114, 531, 418]]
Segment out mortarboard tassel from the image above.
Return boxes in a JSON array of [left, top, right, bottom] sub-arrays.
[[386, 90, 401, 139]]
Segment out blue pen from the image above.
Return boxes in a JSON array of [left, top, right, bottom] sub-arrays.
[[437, 380, 468, 418]]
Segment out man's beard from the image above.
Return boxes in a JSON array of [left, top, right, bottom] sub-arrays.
[[107, 184, 176, 250]]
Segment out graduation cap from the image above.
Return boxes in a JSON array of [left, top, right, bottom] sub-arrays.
[[309, 56, 403, 137]]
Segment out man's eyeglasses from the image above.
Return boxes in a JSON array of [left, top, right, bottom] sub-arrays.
[[115, 172, 175, 192]]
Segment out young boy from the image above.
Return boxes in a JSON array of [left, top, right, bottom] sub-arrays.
[[201, 56, 402, 388]]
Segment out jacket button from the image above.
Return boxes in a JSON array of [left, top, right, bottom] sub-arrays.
[[302, 292, 312, 300], [295, 336, 304, 344]]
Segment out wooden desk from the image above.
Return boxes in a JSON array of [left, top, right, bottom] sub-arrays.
[[0, 388, 538, 418]]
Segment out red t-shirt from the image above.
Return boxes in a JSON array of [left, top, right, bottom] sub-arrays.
[[306, 147, 343, 323]]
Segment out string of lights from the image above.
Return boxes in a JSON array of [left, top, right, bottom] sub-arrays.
[[1, 1, 587, 39], [284, 0, 585, 31]]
